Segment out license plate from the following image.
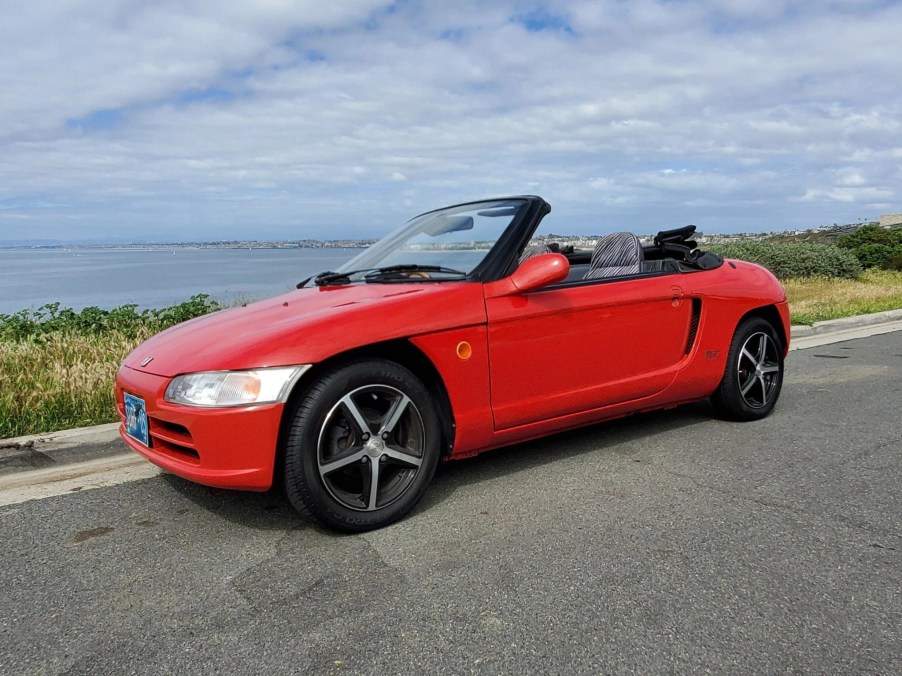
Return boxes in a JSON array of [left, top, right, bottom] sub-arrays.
[[124, 392, 150, 447]]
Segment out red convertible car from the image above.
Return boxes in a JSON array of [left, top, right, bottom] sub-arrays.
[[116, 196, 789, 531]]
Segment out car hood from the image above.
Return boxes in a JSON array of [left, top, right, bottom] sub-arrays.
[[123, 282, 487, 377]]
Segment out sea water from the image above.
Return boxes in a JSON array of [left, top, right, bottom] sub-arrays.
[[0, 247, 362, 314]]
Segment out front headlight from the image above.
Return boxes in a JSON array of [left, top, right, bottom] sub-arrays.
[[164, 365, 310, 408]]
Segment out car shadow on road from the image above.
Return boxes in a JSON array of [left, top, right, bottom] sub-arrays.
[[157, 401, 715, 533], [416, 401, 714, 515], [158, 473, 305, 530]]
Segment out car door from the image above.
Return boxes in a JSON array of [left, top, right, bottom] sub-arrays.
[[485, 274, 693, 430]]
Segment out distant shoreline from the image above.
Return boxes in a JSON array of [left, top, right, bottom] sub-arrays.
[[0, 241, 377, 251], [0, 220, 887, 251]]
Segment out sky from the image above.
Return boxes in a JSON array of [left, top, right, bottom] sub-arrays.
[[1, 0, 901, 243]]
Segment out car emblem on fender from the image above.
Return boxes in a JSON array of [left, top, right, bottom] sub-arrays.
[[140, 356, 154, 367]]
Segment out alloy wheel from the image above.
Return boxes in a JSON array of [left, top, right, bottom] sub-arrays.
[[316, 384, 426, 511], [736, 332, 781, 409]]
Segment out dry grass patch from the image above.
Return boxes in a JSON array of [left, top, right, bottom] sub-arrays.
[[785, 269, 902, 325], [0, 295, 221, 438], [0, 329, 153, 439]]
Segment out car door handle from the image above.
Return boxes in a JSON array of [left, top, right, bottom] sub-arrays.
[[671, 286, 684, 307]]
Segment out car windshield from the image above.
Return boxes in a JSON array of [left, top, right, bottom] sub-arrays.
[[335, 198, 528, 279]]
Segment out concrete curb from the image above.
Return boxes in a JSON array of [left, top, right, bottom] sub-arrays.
[[790, 308, 902, 338], [0, 422, 120, 450], [0, 423, 123, 476], [2, 308, 901, 478]]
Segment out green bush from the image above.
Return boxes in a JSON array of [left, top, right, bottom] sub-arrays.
[[837, 224, 901, 249], [0, 294, 222, 343], [838, 225, 902, 269], [707, 241, 862, 279], [851, 243, 896, 269]]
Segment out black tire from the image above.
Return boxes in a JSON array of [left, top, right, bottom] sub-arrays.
[[710, 317, 784, 421], [283, 359, 441, 532]]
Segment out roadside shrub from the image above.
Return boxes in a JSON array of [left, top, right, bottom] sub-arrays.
[[838, 224, 902, 269], [883, 253, 902, 271], [707, 241, 862, 279], [0, 294, 221, 343], [837, 224, 901, 249], [851, 243, 895, 270]]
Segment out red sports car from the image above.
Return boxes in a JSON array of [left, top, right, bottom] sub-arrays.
[[116, 196, 789, 531]]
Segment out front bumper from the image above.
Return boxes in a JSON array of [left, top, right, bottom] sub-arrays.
[[115, 365, 284, 491]]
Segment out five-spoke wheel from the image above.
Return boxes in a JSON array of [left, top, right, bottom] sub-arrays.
[[711, 317, 784, 421], [317, 385, 426, 512], [284, 360, 440, 532], [735, 331, 781, 409]]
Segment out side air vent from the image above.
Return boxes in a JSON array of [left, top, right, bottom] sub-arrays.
[[685, 298, 702, 354]]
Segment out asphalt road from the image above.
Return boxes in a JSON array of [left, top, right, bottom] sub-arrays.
[[1, 332, 899, 675]]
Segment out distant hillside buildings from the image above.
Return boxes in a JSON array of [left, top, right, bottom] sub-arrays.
[[879, 213, 902, 227]]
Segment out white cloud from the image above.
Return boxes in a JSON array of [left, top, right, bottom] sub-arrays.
[[1, 0, 901, 241]]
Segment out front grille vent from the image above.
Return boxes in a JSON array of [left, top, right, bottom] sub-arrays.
[[148, 416, 200, 463]]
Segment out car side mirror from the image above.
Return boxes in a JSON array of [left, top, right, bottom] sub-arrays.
[[485, 253, 570, 298]]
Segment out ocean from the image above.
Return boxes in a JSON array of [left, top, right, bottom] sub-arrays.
[[0, 247, 363, 315]]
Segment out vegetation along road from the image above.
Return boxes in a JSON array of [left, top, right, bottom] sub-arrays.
[[0, 329, 899, 674], [1, 269, 901, 439]]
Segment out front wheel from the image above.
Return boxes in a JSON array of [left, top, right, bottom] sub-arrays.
[[283, 359, 441, 532], [710, 317, 784, 421]]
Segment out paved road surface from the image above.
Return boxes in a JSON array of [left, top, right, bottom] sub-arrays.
[[0, 332, 899, 674]]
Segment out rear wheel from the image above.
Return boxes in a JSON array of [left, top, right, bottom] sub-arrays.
[[283, 359, 441, 532], [710, 317, 784, 421]]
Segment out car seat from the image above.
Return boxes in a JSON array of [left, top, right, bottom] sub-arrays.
[[518, 244, 553, 264], [584, 232, 644, 279]]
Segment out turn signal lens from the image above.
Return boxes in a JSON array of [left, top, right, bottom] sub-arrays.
[[456, 341, 472, 360], [164, 366, 310, 408]]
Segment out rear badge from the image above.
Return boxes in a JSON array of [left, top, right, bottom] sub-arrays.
[[140, 356, 154, 367]]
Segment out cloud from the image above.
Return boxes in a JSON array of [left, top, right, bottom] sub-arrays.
[[1, 0, 901, 241]]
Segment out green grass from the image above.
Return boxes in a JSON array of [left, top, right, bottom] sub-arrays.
[[0, 329, 150, 438], [785, 269, 902, 325], [0, 295, 221, 439]]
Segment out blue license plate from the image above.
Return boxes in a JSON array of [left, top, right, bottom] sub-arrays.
[[124, 392, 150, 447]]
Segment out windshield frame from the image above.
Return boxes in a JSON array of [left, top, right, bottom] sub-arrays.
[[335, 195, 551, 284]]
